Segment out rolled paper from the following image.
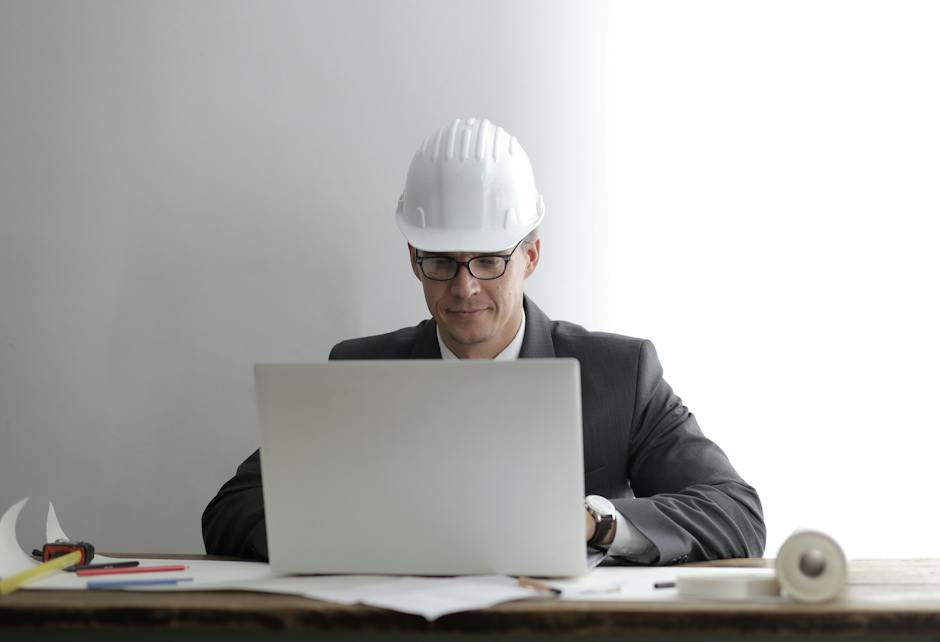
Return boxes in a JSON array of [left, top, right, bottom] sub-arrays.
[[775, 529, 847, 603]]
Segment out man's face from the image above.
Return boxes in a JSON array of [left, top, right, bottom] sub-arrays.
[[409, 239, 540, 359]]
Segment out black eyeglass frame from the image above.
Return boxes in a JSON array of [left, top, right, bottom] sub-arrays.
[[414, 238, 525, 281]]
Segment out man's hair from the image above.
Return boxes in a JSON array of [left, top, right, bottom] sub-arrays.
[[521, 227, 540, 248]]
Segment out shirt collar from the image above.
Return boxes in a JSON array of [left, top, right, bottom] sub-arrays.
[[437, 309, 526, 361]]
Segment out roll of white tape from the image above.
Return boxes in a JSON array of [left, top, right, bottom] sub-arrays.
[[678, 572, 781, 600], [775, 530, 847, 603]]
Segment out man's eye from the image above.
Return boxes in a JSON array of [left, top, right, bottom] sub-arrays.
[[425, 258, 453, 267], [475, 257, 502, 268]]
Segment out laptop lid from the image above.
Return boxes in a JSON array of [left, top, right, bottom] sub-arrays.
[[256, 359, 587, 577]]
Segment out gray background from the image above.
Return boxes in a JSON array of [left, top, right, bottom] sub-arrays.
[[2, 1, 938, 558]]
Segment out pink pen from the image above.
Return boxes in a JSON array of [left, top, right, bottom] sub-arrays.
[[76, 564, 188, 577]]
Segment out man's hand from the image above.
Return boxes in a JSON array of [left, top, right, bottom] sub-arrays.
[[585, 508, 596, 542]]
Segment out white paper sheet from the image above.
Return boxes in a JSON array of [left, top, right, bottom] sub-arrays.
[[220, 574, 396, 602], [28, 557, 276, 590], [302, 575, 538, 620]]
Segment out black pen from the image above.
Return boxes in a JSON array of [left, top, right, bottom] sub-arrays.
[[653, 581, 676, 589], [69, 561, 140, 572]]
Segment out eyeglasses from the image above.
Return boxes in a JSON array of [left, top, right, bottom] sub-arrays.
[[414, 239, 523, 281]]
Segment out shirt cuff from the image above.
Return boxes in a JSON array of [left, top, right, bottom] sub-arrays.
[[608, 509, 656, 563]]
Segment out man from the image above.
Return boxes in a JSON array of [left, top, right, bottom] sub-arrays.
[[203, 118, 765, 564]]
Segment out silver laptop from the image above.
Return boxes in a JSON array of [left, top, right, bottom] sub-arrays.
[[255, 359, 587, 577]]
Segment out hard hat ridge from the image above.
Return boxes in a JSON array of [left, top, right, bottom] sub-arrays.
[[419, 118, 509, 164], [396, 117, 544, 252]]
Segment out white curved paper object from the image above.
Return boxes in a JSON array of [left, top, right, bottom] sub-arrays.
[[46, 502, 70, 543], [0, 498, 40, 577]]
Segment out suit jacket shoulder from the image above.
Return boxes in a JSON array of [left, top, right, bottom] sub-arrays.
[[526, 300, 650, 367], [550, 319, 647, 356], [549, 320, 659, 392], [329, 319, 438, 360]]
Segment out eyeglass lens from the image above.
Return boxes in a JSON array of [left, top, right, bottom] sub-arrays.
[[420, 256, 507, 280]]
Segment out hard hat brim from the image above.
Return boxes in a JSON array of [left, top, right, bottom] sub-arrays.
[[396, 211, 543, 253]]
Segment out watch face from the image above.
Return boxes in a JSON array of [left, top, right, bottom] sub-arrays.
[[586, 495, 614, 516]]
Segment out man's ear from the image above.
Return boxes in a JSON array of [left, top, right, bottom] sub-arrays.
[[408, 243, 421, 280], [523, 238, 541, 279]]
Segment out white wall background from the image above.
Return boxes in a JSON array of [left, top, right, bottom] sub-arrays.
[[1, 0, 937, 558]]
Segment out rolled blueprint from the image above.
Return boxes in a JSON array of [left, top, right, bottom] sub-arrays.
[[775, 529, 847, 603]]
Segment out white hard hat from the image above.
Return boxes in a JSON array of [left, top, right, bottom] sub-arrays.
[[396, 117, 545, 252]]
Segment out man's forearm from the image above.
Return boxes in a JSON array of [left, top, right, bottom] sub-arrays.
[[614, 481, 765, 564]]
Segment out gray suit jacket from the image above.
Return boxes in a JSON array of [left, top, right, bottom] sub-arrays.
[[203, 296, 765, 564]]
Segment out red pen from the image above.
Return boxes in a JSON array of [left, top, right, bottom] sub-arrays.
[[76, 564, 188, 577]]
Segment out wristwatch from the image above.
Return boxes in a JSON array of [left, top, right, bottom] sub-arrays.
[[585, 495, 617, 549]]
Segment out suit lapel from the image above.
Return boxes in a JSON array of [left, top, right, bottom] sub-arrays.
[[409, 319, 443, 359], [519, 295, 556, 359]]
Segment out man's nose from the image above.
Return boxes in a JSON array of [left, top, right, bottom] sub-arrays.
[[449, 263, 480, 298]]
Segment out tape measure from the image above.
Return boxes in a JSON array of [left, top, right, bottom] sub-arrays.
[[42, 540, 95, 567]]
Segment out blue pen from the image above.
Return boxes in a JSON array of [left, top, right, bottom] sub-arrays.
[[87, 577, 193, 589]]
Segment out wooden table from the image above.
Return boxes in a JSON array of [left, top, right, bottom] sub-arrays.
[[2, 557, 940, 641]]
